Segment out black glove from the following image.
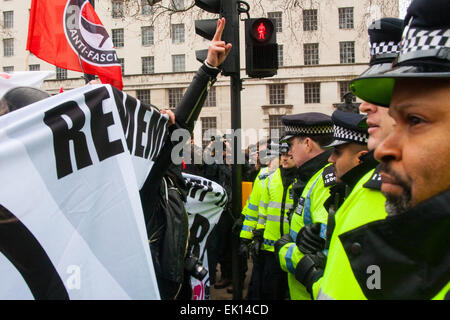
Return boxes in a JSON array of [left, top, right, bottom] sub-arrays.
[[294, 251, 327, 295], [232, 215, 245, 236], [296, 223, 325, 254], [251, 229, 264, 258], [274, 234, 293, 268], [274, 234, 293, 256], [238, 238, 252, 259]]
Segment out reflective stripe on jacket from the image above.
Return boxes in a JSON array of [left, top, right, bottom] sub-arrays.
[[256, 168, 294, 252], [240, 167, 270, 240], [279, 163, 333, 300]]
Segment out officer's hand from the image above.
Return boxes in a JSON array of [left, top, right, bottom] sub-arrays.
[[296, 223, 325, 254], [294, 251, 327, 294], [251, 240, 261, 258], [309, 251, 327, 269], [251, 229, 264, 258], [274, 234, 293, 255], [238, 239, 251, 259], [232, 215, 245, 236], [206, 18, 232, 67]]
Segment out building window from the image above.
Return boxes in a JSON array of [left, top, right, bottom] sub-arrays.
[[3, 11, 13, 29], [112, 1, 124, 18], [56, 67, 67, 80], [118, 58, 125, 75], [277, 44, 284, 67], [142, 56, 154, 74], [304, 43, 319, 65], [201, 117, 217, 150], [303, 9, 318, 31], [171, 0, 184, 10], [136, 89, 151, 105], [339, 7, 354, 29], [112, 28, 124, 48], [141, 0, 153, 15], [172, 54, 185, 72], [268, 12, 282, 32], [269, 115, 284, 139], [141, 26, 154, 46], [3, 66, 14, 73], [339, 81, 356, 102], [3, 38, 14, 57], [29, 64, 40, 71], [204, 86, 216, 107], [340, 41, 355, 64], [304, 82, 321, 104], [171, 24, 185, 44], [269, 84, 285, 105], [168, 88, 184, 109]]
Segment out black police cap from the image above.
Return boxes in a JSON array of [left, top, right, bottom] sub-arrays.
[[325, 110, 369, 147], [351, 0, 450, 107], [279, 142, 289, 154], [280, 112, 333, 142], [368, 18, 404, 66]]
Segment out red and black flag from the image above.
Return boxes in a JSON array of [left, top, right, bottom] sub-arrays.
[[27, 0, 123, 90]]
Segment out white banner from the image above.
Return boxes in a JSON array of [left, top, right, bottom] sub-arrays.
[[0, 84, 168, 299], [183, 173, 227, 300], [0, 71, 55, 98]]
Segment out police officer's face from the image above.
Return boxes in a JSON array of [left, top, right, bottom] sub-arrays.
[[359, 101, 395, 151], [287, 136, 309, 168], [375, 79, 450, 212], [280, 153, 295, 169], [328, 144, 367, 182]]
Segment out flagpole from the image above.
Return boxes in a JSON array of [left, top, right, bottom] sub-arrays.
[[25, 51, 30, 71], [82, 0, 97, 84]]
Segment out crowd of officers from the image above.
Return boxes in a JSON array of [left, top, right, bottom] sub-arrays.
[[234, 0, 450, 300]]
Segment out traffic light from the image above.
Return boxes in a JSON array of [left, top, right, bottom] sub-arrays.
[[194, 0, 239, 75], [245, 18, 278, 78]]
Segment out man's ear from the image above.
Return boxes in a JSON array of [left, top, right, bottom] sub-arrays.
[[357, 150, 369, 163], [303, 137, 313, 153]]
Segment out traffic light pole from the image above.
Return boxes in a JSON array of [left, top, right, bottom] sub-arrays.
[[230, 72, 243, 300], [227, 0, 243, 301], [194, 0, 246, 300]]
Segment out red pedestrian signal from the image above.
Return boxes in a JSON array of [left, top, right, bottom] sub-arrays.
[[245, 18, 278, 78], [257, 22, 266, 40]]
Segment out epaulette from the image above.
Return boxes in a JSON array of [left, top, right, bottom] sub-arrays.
[[258, 172, 270, 180], [322, 165, 336, 187], [363, 165, 382, 190]]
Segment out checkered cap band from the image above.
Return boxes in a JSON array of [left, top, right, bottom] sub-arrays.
[[400, 19, 450, 55], [334, 125, 369, 144], [370, 41, 400, 56], [284, 124, 334, 136]]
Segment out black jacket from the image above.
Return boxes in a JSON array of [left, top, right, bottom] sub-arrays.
[[141, 63, 220, 209], [140, 63, 220, 299], [340, 188, 450, 300]]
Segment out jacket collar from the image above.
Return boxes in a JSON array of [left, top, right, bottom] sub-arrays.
[[340, 150, 379, 192], [297, 149, 333, 183], [339, 188, 450, 299], [280, 166, 297, 188]]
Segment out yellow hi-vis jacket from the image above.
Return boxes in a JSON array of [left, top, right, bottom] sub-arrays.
[[313, 168, 387, 299], [256, 168, 294, 252], [240, 167, 271, 240], [278, 164, 335, 300]]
